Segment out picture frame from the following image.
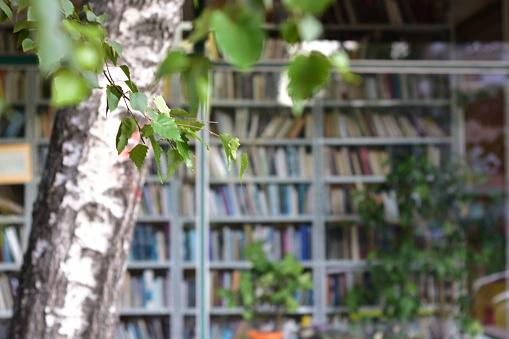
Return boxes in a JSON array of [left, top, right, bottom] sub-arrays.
[[0, 144, 32, 184]]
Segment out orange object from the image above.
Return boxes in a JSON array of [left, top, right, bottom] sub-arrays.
[[246, 330, 283, 339]]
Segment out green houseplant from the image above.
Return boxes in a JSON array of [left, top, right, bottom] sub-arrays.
[[220, 241, 314, 339], [348, 155, 502, 337]]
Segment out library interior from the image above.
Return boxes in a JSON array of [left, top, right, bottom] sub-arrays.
[[1, 0, 509, 338]]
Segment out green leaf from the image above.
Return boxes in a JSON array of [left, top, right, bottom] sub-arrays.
[[51, 68, 90, 107], [154, 95, 170, 114], [0, 1, 12, 20], [188, 8, 213, 43], [120, 65, 130, 80], [211, 6, 265, 69], [297, 14, 322, 41], [157, 50, 190, 78], [330, 52, 350, 73], [240, 152, 248, 182], [16, 29, 29, 49], [106, 85, 122, 112], [85, 9, 97, 22], [13, 18, 29, 33], [21, 38, 36, 52], [96, 13, 108, 25], [17, 0, 29, 11], [149, 135, 164, 182], [150, 113, 181, 141], [116, 118, 137, 154], [166, 149, 184, 180], [219, 132, 240, 171], [176, 137, 194, 172], [287, 51, 330, 101], [129, 92, 148, 113], [140, 124, 155, 138], [125, 80, 138, 93], [283, 0, 334, 15], [129, 144, 148, 172], [58, 0, 74, 16], [83, 71, 99, 88], [170, 108, 195, 118], [280, 19, 300, 44]]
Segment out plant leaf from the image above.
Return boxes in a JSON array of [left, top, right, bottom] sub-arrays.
[[106, 85, 122, 112], [129, 144, 148, 172], [129, 92, 148, 113], [157, 50, 190, 78], [120, 65, 130, 80], [283, 0, 334, 15], [154, 95, 170, 114], [110, 40, 122, 58], [297, 14, 322, 41], [219, 132, 240, 171], [116, 118, 137, 154], [58, 0, 74, 16], [188, 8, 213, 43], [82, 71, 99, 88], [287, 51, 330, 101], [240, 152, 248, 182], [51, 68, 90, 107], [211, 6, 265, 69], [149, 135, 164, 182], [125, 80, 138, 93], [176, 137, 194, 172], [21, 38, 36, 52], [150, 113, 182, 141], [0, 1, 12, 20], [166, 149, 184, 180]]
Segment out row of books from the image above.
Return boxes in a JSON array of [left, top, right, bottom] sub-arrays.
[[0, 273, 18, 311], [211, 71, 280, 101], [326, 270, 456, 307], [122, 270, 169, 309], [0, 108, 24, 138], [213, 109, 312, 139], [116, 317, 169, 339], [0, 70, 25, 101], [325, 73, 449, 101], [324, 186, 399, 219], [326, 270, 375, 307], [326, 224, 374, 261], [0, 226, 23, 264], [323, 0, 447, 25], [129, 224, 170, 262], [324, 110, 447, 138], [210, 145, 313, 179], [325, 147, 390, 177], [210, 270, 313, 308], [208, 223, 312, 262], [209, 184, 312, 217], [35, 107, 56, 139], [139, 184, 172, 217]]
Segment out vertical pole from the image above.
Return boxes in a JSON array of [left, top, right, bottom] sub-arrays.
[[196, 90, 211, 339], [503, 0, 509, 337]]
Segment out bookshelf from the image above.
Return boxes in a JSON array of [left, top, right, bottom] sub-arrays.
[[1, 1, 508, 338]]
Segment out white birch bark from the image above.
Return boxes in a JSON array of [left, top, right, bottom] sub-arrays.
[[10, 1, 184, 338]]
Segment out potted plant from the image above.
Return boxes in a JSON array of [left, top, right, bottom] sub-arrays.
[[348, 155, 503, 337], [219, 241, 314, 339]]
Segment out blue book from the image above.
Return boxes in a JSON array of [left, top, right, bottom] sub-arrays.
[[283, 185, 291, 215], [297, 184, 307, 214], [2, 109, 24, 137], [2, 236, 11, 263], [267, 183, 280, 216]]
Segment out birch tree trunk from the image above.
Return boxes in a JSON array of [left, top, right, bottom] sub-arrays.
[[10, 1, 183, 338]]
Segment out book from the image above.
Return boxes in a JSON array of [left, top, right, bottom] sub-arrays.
[[4, 227, 22, 264]]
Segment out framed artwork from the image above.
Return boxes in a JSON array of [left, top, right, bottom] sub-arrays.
[[0, 144, 32, 184]]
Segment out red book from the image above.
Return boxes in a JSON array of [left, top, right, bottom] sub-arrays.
[[358, 147, 372, 175]]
